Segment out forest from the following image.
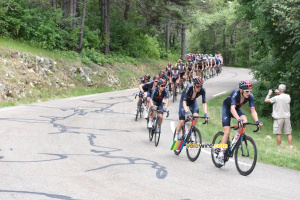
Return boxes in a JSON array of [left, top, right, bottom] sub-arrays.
[[0, 0, 299, 124]]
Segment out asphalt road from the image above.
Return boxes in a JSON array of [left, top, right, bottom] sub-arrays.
[[0, 67, 299, 200]]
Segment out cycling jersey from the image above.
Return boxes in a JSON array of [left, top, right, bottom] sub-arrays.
[[223, 89, 255, 109], [166, 66, 173, 76], [181, 84, 206, 106], [160, 74, 169, 83], [151, 87, 169, 103], [141, 81, 154, 92], [172, 70, 179, 78], [178, 65, 186, 74], [186, 62, 193, 71]]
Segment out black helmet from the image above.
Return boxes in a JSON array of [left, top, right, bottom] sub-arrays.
[[158, 79, 166, 86], [144, 74, 150, 80], [239, 80, 252, 90], [193, 76, 203, 85]]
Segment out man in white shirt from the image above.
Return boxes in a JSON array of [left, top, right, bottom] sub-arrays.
[[265, 84, 293, 148]]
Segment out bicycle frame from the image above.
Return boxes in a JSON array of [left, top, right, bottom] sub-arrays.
[[225, 123, 260, 158]]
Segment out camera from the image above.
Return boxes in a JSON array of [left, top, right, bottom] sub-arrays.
[[272, 89, 275, 92]]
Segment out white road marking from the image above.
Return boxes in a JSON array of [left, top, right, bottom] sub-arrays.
[[0, 106, 26, 111], [170, 121, 175, 134], [213, 91, 227, 97]]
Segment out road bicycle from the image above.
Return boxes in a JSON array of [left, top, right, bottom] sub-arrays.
[[171, 83, 178, 103], [148, 108, 169, 146], [173, 116, 207, 162], [134, 93, 146, 121], [211, 122, 260, 176], [179, 78, 185, 93]]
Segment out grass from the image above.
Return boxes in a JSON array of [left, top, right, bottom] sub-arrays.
[[196, 86, 300, 171]]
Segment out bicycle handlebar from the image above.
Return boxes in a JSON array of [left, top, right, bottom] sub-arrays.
[[185, 116, 209, 124], [156, 110, 169, 118], [231, 122, 261, 132]]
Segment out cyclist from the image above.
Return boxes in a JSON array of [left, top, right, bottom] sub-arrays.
[[171, 66, 180, 94], [137, 74, 150, 112], [174, 76, 209, 141], [186, 59, 194, 82], [148, 79, 170, 131], [178, 61, 186, 89], [218, 80, 262, 165], [166, 62, 173, 79], [143, 75, 159, 119]]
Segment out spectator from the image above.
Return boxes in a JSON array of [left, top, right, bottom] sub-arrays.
[[265, 84, 293, 148]]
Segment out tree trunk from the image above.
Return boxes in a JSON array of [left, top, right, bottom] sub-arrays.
[[52, 0, 57, 9], [63, 0, 68, 19], [99, 0, 105, 41], [104, 0, 110, 55], [78, 0, 87, 51], [70, 0, 74, 28], [181, 23, 186, 60], [223, 27, 226, 66], [166, 17, 170, 53], [249, 22, 252, 68], [214, 30, 217, 55], [124, 0, 130, 20]]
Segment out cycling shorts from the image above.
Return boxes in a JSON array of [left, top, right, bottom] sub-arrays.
[[172, 77, 179, 83], [179, 72, 185, 78], [178, 100, 199, 120], [153, 101, 164, 111], [222, 104, 245, 127]]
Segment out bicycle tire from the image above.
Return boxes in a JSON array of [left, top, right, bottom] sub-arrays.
[[211, 131, 224, 168], [154, 118, 161, 146], [173, 127, 183, 155], [234, 135, 257, 176], [186, 127, 202, 162], [139, 104, 143, 118], [149, 128, 153, 141], [173, 87, 175, 103], [136, 100, 142, 121]]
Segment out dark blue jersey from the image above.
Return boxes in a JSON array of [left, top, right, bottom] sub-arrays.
[[223, 89, 255, 109], [181, 84, 206, 106], [142, 81, 154, 92], [160, 74, 169, 83], [151, 87, 169, 103]]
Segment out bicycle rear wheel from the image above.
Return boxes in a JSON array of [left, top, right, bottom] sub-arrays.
[[211, 131, 224, 168], [234, 135, 257, 176], [154, 118, 161, 146], [186, 127, 202, 162], [173, 128, 183, 155]]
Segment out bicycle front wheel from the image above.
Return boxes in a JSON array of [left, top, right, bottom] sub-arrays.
[[154, 118, 161, 146], [234, 135, 257, 176], [186, 127, 202, 162], [149, 128, 153, 141], [211, 131, 224, 168], [173, 128, 183, 155]]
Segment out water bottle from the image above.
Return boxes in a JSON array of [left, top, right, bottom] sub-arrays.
[[231, 132, 240, 147]]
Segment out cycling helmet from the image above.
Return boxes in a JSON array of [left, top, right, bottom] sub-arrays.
[[159, 70, 164, 77], [188, 59, 191, 62], [144, 74, 150, 80], [153, 75, 159, 81], [168, 62, 171, 66], [239, 80, 252, 90], [158, 79, 166, 86], [193, 76, 203, 85], [173, 66, 178, 70]]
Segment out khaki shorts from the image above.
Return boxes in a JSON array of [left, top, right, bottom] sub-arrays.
[[273, 118, 292, 134]]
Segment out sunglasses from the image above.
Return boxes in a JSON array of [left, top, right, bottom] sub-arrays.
[[244, 90, 251, 93], [195, 85, 202, 88], [160, 85, 165, 87]]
